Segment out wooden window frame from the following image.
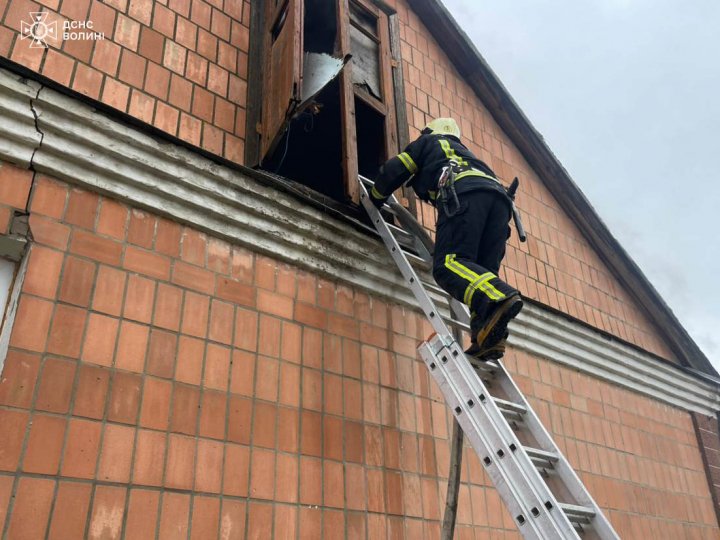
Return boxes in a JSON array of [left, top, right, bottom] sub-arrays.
[[246, 0, 410, 205]]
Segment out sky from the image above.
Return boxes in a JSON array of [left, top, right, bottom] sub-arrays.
[[441, 0, 720, 370]]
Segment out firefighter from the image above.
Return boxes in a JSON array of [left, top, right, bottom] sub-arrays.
[[370, 118, 522, 360]]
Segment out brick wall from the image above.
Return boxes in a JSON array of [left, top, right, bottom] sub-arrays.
[[0, 0, 250, 161], [0, 160, 718, 538]]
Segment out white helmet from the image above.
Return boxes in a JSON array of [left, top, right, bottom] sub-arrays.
[[424, 117, 461, 138]]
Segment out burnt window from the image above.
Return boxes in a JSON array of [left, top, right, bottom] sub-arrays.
[[249, 0, 405, 203]]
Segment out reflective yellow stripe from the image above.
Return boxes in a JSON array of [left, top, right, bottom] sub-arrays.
[[397, 152, 418, 173], [453, 170, 499, 184], [464, 272, 495, 304], [371, 186, 385, 199], [465, 272, 505, 303], [439, 139, 468, 166], [444, 254, 504, 305]]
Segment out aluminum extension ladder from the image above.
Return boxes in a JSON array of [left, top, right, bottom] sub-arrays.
[[358, 176, 619, 540]]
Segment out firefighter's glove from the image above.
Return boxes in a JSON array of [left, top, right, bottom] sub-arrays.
[[370, 186, 389, 209]]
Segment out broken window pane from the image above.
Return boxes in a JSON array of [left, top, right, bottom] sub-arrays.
[[349, 3, 381, 100]]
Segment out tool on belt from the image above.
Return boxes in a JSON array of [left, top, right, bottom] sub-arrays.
[[437, 159, 461, 217], [507, 177, 527, 242]]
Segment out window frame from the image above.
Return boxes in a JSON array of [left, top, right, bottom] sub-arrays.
[[246, 0, 409, 205]]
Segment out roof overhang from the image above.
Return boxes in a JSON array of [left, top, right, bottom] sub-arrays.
[[410, 0, 715, 375]]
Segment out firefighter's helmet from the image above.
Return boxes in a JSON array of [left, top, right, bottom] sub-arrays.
[[424, 118, 461, 138]]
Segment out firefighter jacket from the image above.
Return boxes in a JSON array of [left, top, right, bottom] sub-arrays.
[[371, 133, 509, 205]]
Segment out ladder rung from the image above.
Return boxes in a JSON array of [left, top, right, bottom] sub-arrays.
[[559, 503, 596, 525], [421, 279, 449, 299], [402, 250, 431, 271], [387, 222, 414, 244], [441, 314, 470, 333], [493, 397, 527, 416], [523, 446, 559, 468]]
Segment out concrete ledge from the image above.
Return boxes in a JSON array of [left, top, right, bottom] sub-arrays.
[[0, 67, 717, 415]]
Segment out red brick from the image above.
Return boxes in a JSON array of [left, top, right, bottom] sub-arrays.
[[170, 383, 200, 435], [155, 102, 180, 134], [153, 283, 183, 331], [153, 3, 177, 37], [62, 418, 102, 478], [223, 443, 249, 496], [27, 214, 70, 249], [258, 316, 281, 358], [258, 289, 294, 319], [0, 161, 32, 208], [97, 423, 135, 482], [35, 357, 76, 413], [165, 434, 195, 489], [127, 209, 156, 247], [199, 390, 227, 439], [208, 300, 234, 345], [158, 492, 190, 539], [139, 26, 165, 64], [186, 51, 208, 86], [47, 482, 92, 540], [82, 313, 120, 366], [133, 429, 167, 486], [108, 371, 142, 424], [174, 335, 202, 385], [156, 218, 182, 256], [208, 64, 229, 97], [219, 500, 246, 538], [129, 89, 156, 123], [179, 113, 202, 145], [234, 307, 258, 352], [124, 274, 156, 324], [115, 13, 141, 50], [252, 401, 277, 449], [114, 320, 150, 372], [9, 295, 53, 352], [146, 329, 177, 378], [294, 302, 328, 329], [181, 291, 210, 337], [92, 39, 122, 76], [204, 342, 230, 391], [125, 490, 160, 540], [195, 439, 223, 493], [59, 255, 96, 307], [47, 304, 87, 358], [73, 364, 110, 419], [227, 395, 252, 444], [0, 409, 29, 471], [119, 49, 147, 87], [216, 276, 255, 307], [10, 37, 44, 71], [139, 377, 172, 430], [0, 350, 40, 408], [72, 62, 103, 99], [70, 229, 123, 265], [202, 124, 223, 155], [96, 198, 129, 239], [124, 245, 171, 280], [88, 486, 126, 539], [192, 86, 214, 122], [92, 265, 127, 316], [23, 245, 63, 299], [28, 175, 68, 219], [129, 0, 153, 25], [5, 477, 55, 540]]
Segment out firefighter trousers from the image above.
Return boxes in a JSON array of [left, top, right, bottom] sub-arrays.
[[432, 189, 518, 324]]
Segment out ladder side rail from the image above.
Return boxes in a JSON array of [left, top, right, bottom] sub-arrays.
[[419, 340, 578, 539], [423, 336, 581, 538], [494, 362, 621, 539], [359, 182, 457, 339]]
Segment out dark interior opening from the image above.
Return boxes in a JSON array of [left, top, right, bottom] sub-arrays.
[[355, 97, 386, 179], [304, 0, 337, 54], [263, 79, 345, 200]]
